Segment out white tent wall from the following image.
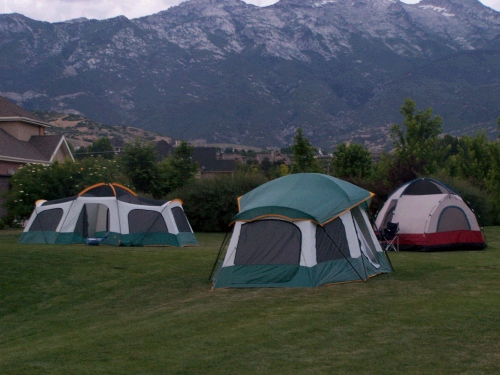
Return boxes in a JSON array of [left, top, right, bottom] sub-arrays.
[[166, 200, 194, 234], [24, 199, 74, 233], [359, 207, 383, 254], [426, 195, 481, 233], [19, 183, 198, 247], [220, 221, 242, 268], [352, 207, 382, 269], [374, 178, 486, 251], [117, 201, 167, 235], [378, 194, 481, 235], [341, 210, 362, 259], [375, 184, 407, 227], [221, 209, 379, 269], [61, 197, 120, 235], [85, 203, 109, 237], [214, 208, 391, 288], [115, 200, 190, 235], [222, 219, 318, 268], [295, 220, 316, 267], [390, 195, 448, 234]]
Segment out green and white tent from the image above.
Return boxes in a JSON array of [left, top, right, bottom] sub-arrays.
[[212, 173, 392, 288], [19, 182, 198, 247]]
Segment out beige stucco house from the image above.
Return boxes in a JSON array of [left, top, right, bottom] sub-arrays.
[[0, 96, 74, 218]]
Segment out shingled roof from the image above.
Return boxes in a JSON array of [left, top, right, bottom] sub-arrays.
[[0, 96, 73, 164], [192, 147, 235, 173], [0, 129, 47, 161], [29, 135, 68, 161], [0, 96, 48, 125], [0, 129, 67, 163]]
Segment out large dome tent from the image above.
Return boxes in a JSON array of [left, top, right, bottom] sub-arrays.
[[211, 173, 392, 289], [374, 178, 486, 251], [19, 182, 197, 247]]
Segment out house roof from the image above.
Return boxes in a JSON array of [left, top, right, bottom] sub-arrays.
[[0, 128, 47, 162], [0, 96, 49, 127], [0, 96, 74, 165], [30, 135, 70, 160], [110, 137, 125, 148], [0, 129, 68, 163], [193, 147, 235, 172], [255, 152, 290, 164]]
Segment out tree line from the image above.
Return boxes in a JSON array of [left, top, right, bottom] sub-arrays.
[[1, 98, 499, 230]]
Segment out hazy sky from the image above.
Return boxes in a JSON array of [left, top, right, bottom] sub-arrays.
[[0, 0, 499, 23]]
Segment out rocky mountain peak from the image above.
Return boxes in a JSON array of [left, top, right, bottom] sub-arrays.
[[0, 0, 499, 150]]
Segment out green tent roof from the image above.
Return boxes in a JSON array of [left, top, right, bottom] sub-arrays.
[[232, 173, 374, 225]]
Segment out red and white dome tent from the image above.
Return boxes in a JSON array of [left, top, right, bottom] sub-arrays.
[[374, 178, 486, 251]]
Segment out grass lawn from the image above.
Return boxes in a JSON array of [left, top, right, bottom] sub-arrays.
[[1, 228, 499, 374]]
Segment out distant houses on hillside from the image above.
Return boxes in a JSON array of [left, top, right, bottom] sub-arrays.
[[0, 94, 295, 219], [191, 147, 237, 177], [106, 138, 292, 177]]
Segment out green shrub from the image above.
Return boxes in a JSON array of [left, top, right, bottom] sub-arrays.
[[168, 173, 267, 232], [336, 176, 393, 218], [3, 158, 128, 225], [0, 218, 9, 230]]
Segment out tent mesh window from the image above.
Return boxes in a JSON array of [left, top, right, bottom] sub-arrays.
[[41, 196, 77, 206], [81, 185, 115, 197], [380, 199, 398, 230], [138, 197, 168, 206], [234, 220, 301, 265], [171, 207, 192, 233], [117, 194, 141, 204], [114, 186, 133, 198], [128, 210, 169, 234], [28, 208, 63, 232], [402, 180, 449, 195], [437, 206, 471, 232], [75, 205, 88, 238], [75, 204, 109, 238], [316, 218, 350, 263]]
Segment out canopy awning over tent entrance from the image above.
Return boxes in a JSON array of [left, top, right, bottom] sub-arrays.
[[233, 173, 374, 225]]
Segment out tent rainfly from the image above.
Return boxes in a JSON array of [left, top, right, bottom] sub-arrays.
[[374, 178, 486, 251], [19, 182, 198, 247], [211, 173, 392, 288]]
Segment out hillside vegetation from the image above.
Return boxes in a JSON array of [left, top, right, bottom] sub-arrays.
[[36, 112, 173, 148]]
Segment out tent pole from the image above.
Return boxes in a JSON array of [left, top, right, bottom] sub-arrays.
[[318, 225, 366, 282], [208, 229, 231, 281]]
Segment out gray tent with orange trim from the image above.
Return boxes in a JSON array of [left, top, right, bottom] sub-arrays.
[[19, 182, 197, 247], [212, 173, 392, 288]]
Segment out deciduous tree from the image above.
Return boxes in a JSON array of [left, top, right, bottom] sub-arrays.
[[389, 98, 444, 176], [291, 128, 321, 173], [121, 140, 159, 196], [331, 143, 372, 179], [157, 141, 198, 196]]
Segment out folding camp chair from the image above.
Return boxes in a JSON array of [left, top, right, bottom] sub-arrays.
[[380, 222, 399, 252]]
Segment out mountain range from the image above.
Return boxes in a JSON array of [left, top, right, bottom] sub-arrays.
[[1, 0, 499, 151]]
